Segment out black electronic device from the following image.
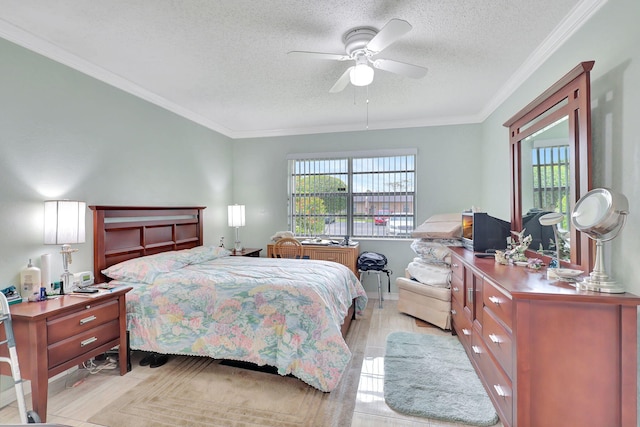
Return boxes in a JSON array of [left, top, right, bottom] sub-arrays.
[[73, 288, 99, 294], [522, 208, 557, 254], [462, 212, 511, 253], [474, 253, 495, 258]]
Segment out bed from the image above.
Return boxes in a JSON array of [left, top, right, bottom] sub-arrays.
[[90, 206, 368, 392]]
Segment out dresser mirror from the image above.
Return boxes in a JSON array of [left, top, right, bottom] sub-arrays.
[[504, 61, 594, 271]]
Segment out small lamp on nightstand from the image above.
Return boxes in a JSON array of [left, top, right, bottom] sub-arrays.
[[44, 200, 86, 295], [228, 204, 245, 252]]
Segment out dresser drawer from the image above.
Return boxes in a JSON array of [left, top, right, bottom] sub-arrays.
[[47, 319, 120, 368], [450, 256, 463, 281], [450, 272, 464, 306], [269, 244, 359, 275], [473, 334, 513, 427], [47, 299, 119, 344], [451, 299, 472, 349], [483, 279, 512, 330], [482, 308, 513, 378], [312, 251, 347, 264]]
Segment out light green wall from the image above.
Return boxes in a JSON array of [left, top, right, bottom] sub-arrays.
[[481, 0, 640, 296], [0, 37, 234, 288], [233, 125, 484, 283]]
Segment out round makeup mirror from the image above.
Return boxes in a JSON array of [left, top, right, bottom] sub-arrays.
[[571, 188, 629, 293]]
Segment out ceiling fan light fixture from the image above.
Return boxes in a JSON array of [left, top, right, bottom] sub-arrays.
[[350, 63, 374, 86]]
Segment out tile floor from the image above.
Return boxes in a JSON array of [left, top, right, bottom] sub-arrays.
[[0, 299, 503, 426], [351, 299, 502, 427]]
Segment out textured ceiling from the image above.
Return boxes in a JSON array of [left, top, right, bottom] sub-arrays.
[[0, 0, 601, 139]]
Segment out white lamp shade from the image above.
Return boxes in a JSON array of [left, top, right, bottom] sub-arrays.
[[538, 212, 564, 226], [44, 200, 86, 244], [228, 205, 246, 227], [350, 63, 374, 86]]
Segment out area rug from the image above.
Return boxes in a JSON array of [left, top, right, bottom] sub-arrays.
[[88, 303, 371, 427], [384, 331, 499, 426]]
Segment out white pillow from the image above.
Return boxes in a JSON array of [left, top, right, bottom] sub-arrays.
[[407, 260, 451, 288]]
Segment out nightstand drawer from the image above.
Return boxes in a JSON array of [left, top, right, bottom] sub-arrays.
[[47, 299, 119, 343], [47, 319, 120, 368]]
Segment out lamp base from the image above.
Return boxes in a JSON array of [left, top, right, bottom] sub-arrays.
[[577, 276, 625, 293], [234, 241, 243, 252]]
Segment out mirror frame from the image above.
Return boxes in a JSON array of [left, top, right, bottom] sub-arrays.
[[504, 61, 594, 271]]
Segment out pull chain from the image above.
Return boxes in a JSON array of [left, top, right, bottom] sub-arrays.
[[353, 86, 371, 130], [366, 85, 369, 129]]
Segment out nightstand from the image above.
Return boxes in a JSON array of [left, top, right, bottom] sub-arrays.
[[230, 248, 262, 257], [0, 286, 131, 422]]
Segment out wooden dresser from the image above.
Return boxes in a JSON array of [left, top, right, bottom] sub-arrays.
[[449, 247, 639, 427], [0, 287, 131, 422], [267, 243, 359, 276]]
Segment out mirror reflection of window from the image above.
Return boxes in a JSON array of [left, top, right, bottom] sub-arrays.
[[520, 117, 570, 259]]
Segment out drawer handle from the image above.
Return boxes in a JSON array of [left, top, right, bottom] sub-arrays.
[[472, 345, 481, 354], [451, 309, 457, 315], [452, 287, 459, 292], [494, 384, 509, 398], [462, 328, 471, 336], [80, 337, 98, 347], [489, 333, 502, 344], [468, 288, 473, 302], [488, 296, 501, 305], [451, 263, 458, 268], [80, 315, 97, 325]]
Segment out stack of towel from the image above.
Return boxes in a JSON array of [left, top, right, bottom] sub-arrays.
[[407, 213, 463, 288]]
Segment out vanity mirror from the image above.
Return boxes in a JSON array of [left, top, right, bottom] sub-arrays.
[[504, 61, 594, 271]]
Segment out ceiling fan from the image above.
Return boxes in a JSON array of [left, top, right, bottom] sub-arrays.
[[288, 18, 428, 93]]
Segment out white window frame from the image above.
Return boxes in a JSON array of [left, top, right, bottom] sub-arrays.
[[287, 149, 417, 239]]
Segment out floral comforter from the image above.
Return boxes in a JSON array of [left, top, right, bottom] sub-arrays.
[[112, 255, 367, 391]]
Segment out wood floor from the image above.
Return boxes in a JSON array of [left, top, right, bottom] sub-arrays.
[[0, 299, 503, 426]]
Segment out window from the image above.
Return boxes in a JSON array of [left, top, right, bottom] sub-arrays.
[[288, 150, 416, 238]]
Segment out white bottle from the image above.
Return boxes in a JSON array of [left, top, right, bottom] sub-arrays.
[[20, 259, 41, 299]]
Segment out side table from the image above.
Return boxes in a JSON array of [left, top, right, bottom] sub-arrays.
[[0, 286, 131, 422]]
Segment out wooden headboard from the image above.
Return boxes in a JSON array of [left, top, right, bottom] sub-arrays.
[[90, 206, 205, 283]]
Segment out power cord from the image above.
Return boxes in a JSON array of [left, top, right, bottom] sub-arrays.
[[83, 357, 118, 374], [65, 356, 119, 388]]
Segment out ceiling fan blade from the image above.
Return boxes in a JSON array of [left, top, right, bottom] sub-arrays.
[[366, 18, 412, 53], [329, 67, 354, 93], [372, 58, 428, 79], [288, 51, 350, 61]]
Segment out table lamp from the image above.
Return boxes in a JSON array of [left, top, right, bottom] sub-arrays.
[[44, 200, 86, 295], [538, 212, 564, 266], [228, 204, 245, 252], [571, 188, 628, 293]]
